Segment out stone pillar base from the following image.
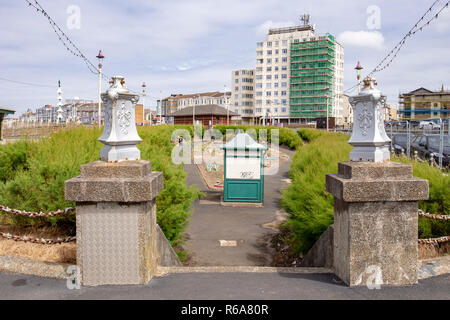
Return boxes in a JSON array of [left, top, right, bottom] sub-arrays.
[[326, 161, 428, 287], [65, 160, 163, 286]]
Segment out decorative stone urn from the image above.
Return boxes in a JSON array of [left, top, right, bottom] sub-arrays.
[[348, 76, 391, 162], [98, 76, 141, 162]]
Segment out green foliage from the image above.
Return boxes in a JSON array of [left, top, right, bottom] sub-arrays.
[[0, 126, 201, 250], [281, 129, 351, 253], [392, 155, 450, 239], [297, 128, 323, 143], [213, 125, 303, 149], [282, 129, 449, 254]]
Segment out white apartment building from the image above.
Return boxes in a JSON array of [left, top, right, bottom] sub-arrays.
[[230, 69, 255, 124], [175, 92, 231, 110], [232, 16, 344, 125], [255, 25, 315, 124]]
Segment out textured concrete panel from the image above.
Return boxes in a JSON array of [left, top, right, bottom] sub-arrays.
[[337, 200, 419, 286], [77, 203, 140, 285], [327, 161, 427, 287]]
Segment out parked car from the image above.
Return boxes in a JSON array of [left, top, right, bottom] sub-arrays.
[[387, 133, 415, 155], [410, 134, 450, 167], [419, 120, 440, 130]]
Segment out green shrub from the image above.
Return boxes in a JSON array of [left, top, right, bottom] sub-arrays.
[[282, 129, 449, 254], [0, 126, 201, 254], [281, 130, 351, 253]]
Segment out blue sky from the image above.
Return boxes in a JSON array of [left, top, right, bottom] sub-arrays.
[[1, 0, 450, 115]]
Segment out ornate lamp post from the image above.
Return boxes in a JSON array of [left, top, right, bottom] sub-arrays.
[[96, 50, 105, 128], [354, 61, 363, 94], [98, 76, 141, 162], [348, 76, 391, 162]]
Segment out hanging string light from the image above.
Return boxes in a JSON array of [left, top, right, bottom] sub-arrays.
[[24, 0, 110, 81], [344, 0, 450, 92]]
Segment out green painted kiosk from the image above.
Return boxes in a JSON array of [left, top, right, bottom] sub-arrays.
[[222, 132, 267, 203]]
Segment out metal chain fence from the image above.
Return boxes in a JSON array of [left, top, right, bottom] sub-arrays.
[[0, 204, 448, 245]]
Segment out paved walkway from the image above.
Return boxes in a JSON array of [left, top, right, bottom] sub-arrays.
[[1, 271, 448, 299], [183, 147, 294, 266]]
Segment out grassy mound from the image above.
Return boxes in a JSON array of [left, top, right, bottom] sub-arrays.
[[0, 125, 201, 259], [283, 128, 449, 254]]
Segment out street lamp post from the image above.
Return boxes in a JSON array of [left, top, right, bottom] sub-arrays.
[[142, 82, 146, 126], [96, 50, 105, 128], [224, 85, 229, 126], [355, 61, 363, 94]]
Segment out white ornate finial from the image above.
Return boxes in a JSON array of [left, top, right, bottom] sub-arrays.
[[98, 76, 142, 162], [348, 76, 390, 162]]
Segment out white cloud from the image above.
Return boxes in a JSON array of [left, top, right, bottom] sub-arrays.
[[256, 20, 295, 36], [337, 30, 385, 50], [434, 9, 450, 33]]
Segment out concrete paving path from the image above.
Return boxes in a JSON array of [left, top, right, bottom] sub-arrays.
[[1, 271, 448, 300], [183, 147, 294, 266]]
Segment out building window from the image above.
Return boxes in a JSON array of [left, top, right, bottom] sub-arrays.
[[282, 40, 287, 45], [282, 99, 287, 105], [282, 107, 287, 112], [266, 91, 271, 96], [281, 82, 287, 87], [256, 83, 262, 88], [257, 42, 263, 47], [267, 41, 272, 47], [282, 66, 287, 71], [282, 49, 288, 54], [266, 75, 272, 80], [274, 83, 279, 88], [266, 67, 272, 72], [282, 74, 287, 79], [281, 91, 287, 96], [267, 58, 272, 63], [256, 75, 262, 80], [235, 79, 239, 83], [267, 50, 272, 55], [266, 83, 271, 88], [282, 57, 287, 62]]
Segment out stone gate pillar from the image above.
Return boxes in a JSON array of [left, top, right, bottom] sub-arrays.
[[326, 77, 429, 286], [65, 76, 163, 286]]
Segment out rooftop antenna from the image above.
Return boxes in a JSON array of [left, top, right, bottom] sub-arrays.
[[300, 14, 310, 27]]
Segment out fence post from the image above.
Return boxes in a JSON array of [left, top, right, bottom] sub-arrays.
[[65, 76, 164, 286], [326, 77, 429, 286]]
